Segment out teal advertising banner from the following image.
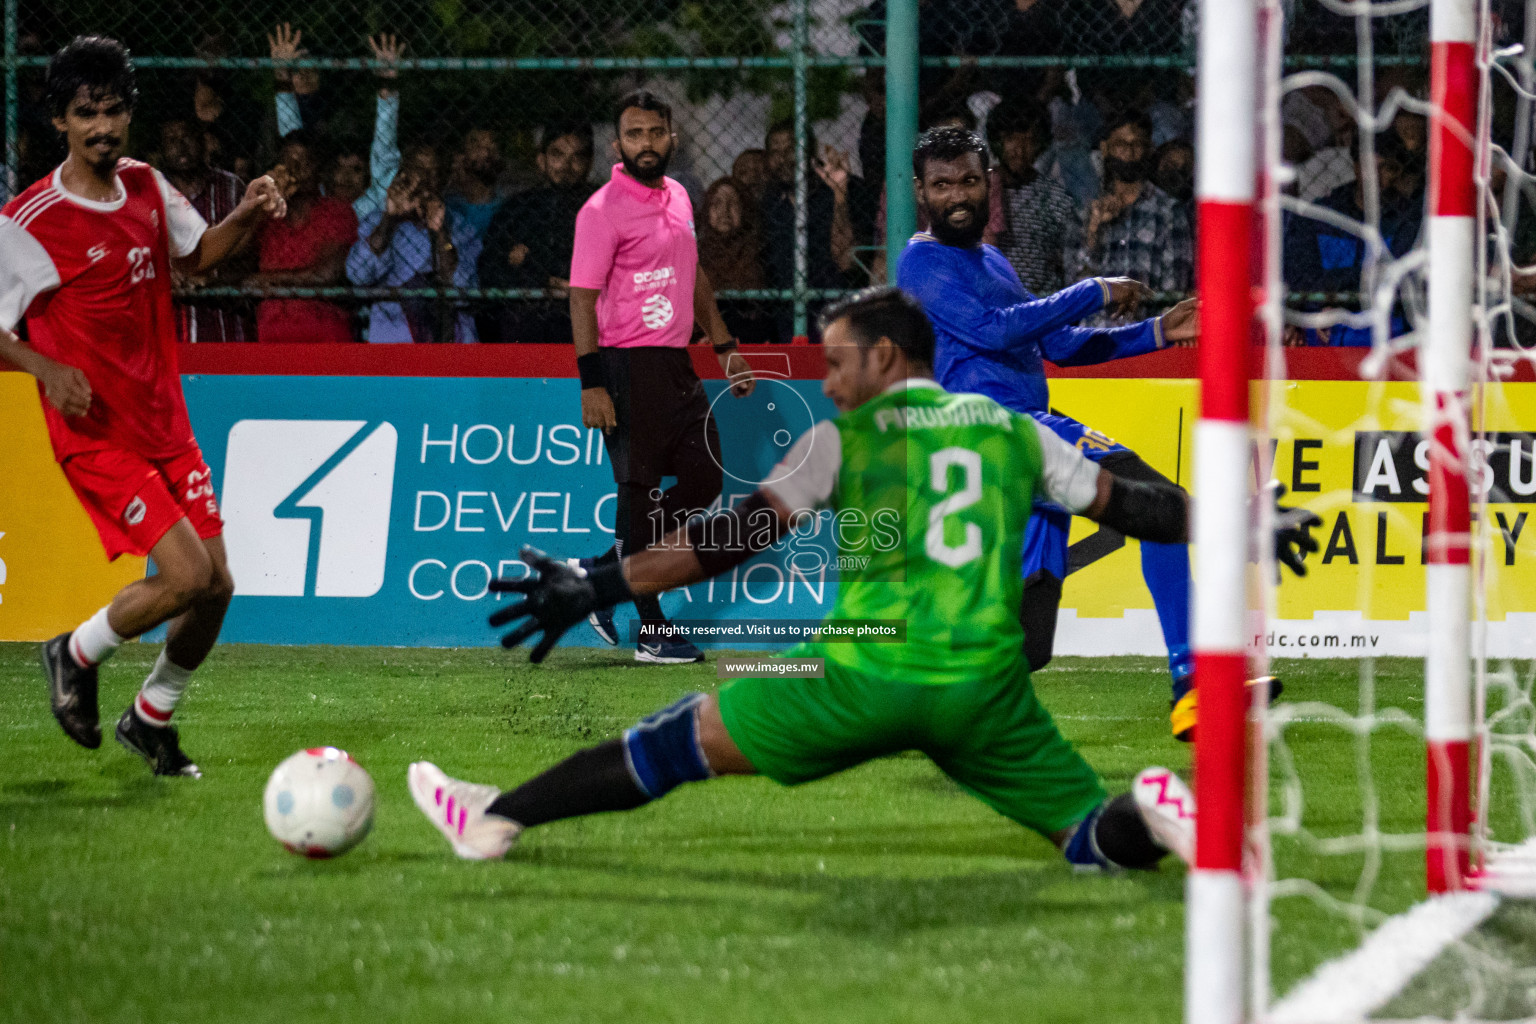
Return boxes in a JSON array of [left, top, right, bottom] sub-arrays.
[[179, 374, 840, 647]]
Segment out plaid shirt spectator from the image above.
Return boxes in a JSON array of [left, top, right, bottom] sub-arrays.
[[178, 168, 252, 343], [1070, 182, 1192, 294], [1000, 175, 1083, 296]]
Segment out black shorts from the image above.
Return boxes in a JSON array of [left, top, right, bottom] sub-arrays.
[[600, 346, 721, 486]]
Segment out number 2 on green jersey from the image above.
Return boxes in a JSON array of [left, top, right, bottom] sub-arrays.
[[926, 447, 982, 568]]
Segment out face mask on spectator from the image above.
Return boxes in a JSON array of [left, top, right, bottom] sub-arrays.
[[1156, 164, 1191, 201], [1104, 155, 1151, 184]]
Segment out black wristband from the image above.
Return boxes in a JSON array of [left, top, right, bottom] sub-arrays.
[[576, 352, 607, 390], [587, 561, 633, 610], [712, 339, 739, 355]]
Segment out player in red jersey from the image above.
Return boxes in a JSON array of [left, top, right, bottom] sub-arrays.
[[0, 37, 287, 777]]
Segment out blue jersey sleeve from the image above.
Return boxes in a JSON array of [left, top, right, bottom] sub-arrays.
[[898, 243, 1107, 353], [1038, 317, 1163, 366]]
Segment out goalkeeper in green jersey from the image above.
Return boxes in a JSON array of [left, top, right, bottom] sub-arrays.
[[407, 287, 1317, 869]]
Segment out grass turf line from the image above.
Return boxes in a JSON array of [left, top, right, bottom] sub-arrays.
[[0, 645, 1463, 1023]]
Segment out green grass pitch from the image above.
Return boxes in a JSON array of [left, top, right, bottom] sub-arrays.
[[0, 643, 1525, 1023]]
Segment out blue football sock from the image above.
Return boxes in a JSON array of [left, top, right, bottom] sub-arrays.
[[622, 693, 714, 798], [1062, 805, 1109, 869], [1140, 540, 1193, 691]]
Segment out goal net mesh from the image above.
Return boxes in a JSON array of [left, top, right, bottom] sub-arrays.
[[1252, 0, 1536, 1018]]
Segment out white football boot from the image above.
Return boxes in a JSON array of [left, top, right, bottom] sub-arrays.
[[1132, 767, 1196, 866], [407, 761, 522, 860]]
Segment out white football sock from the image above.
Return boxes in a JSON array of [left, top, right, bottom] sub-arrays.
[[69, 606, 124, 668], [135, 650, 195, 727]]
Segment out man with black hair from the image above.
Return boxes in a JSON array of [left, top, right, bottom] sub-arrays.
[[1283, 128, 1423, 346], [0, 35, 287, 775], [990, 96, 1083, 296], [566, 91, 756, 663], [404, 285, 1317, 863], [1072, 110, 1193, 300], [247, 129, 357, 343], [479, 121, 596, 343], [444, 127, 505, 242], [896, 125, 1208, 741], [759, 118, 872, 299], [156, 116, 255, 342]]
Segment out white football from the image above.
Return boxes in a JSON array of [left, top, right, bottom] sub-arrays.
[[263, 747, 376, 858]]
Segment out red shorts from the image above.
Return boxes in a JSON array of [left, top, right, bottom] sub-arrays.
[[61, 445, 224, 561]]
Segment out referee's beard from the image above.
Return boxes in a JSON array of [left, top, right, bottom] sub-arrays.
[[621, 146, 672, 184]]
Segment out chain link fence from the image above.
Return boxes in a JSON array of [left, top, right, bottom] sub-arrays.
[[5, 0, 1528, 345]]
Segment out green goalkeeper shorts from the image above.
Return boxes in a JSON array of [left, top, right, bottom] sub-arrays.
[[716, 646, 1106, 836]]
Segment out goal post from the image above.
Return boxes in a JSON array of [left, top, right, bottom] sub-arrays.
[[1189, 1, 1258, 1024], [1424, 0, 1477, 896]]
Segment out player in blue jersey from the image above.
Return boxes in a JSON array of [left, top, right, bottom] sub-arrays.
[[896, 126, 1205, 740]]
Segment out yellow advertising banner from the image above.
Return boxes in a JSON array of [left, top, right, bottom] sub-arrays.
[[1050, 377, 1536, 659], [0, 374, 147, 641]]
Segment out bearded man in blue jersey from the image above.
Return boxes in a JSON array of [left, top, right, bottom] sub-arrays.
[[896, 126, 1203, 740]]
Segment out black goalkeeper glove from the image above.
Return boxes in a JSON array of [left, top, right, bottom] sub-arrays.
[[487, 546, 633, 662], [1270, 483, 1322, 578]]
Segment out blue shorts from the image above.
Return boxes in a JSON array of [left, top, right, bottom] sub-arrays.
[[1022, 411, 1130, 581]]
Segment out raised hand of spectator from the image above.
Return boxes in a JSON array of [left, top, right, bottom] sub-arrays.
[[507, 242, 530, 267], [814, 145, 852, 197], [1101, 277, 1152, 316], [384, 171, 420, 220], [1085, 191, 1133, 249], [368, 33, 404, 97], [1282, 324, 1308, 347], [547, 276, 570, 299], [421, 194, 447, 234], [269, 23, 302, 87], [1159, 298, 1199, 346]]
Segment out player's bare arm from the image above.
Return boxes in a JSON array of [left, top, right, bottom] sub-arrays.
[[570, 285, 617, 431], [693, 266, 755, 397], [0, 327, 92, 416], [175, 175, 287, 277]]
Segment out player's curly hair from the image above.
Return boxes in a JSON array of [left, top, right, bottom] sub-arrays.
[[912, 125, 988, 180], [819, 286, 935, 368], [45, 36, 138, 120]]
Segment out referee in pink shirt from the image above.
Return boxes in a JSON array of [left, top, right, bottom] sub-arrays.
[[568, 91, 756, 664]]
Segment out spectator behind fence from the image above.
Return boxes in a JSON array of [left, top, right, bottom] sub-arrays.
[[1071, 110, 1192, 305], [698, 177, 776, 344], [760, 119, 872, 295], [445, 129, 506, 242], [187, 70, 255, 182], [248, 130, 358, 343], [156, 117, 256, 342], [989, 96, 1081, 296], [348, 146, 481, 343], [479, 122, 597, 343], [272, 26, 403, 226], [731, 148, 768, 206], [1152, 138, 1193, 210], [1283, 130, 1423, 346]]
